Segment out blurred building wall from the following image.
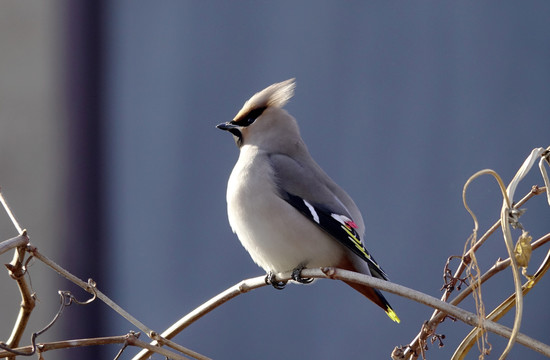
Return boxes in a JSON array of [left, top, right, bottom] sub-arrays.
[[0, 0, 67, 351]]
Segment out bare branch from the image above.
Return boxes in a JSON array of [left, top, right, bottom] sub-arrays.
[[0, 332, 193, 360], [133, 276, 266, 360], [0, 189, 23, 234], [27, 245, 210, 359], [125, 333, 191, 360], [444, 186, 545, 301], [452, 246, 550, 359], [314, 267, 550, 358], [0, 334, 129, 357], [403, 186, 547, 359], [1, 287, 99, 357], [28, 245, 154, 336], [152, 333, 212, 360], [0, 233, 29, 256], [446, 232, 549, 312], [134, 267, 550, 360], [4, 232, 35, 353]]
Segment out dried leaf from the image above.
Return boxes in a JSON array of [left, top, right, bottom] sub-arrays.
[[514, 231, 532, 268]]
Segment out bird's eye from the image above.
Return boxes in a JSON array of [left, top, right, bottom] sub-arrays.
[[233, 106, 267, 127]]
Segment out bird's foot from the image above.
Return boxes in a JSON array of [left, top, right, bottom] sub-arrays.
[[292, 266, 314, 284], [265, 271, 287, 290]]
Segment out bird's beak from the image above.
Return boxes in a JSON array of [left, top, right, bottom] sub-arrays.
[[216, 122, 239, 131], [216, 122, 243, 145]]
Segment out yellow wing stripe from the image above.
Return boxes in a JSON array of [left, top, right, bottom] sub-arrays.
[[343, 225, 400, 323], [341, 225, 371, 259]]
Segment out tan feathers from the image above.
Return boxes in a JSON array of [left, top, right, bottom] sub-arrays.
[[233, 78, 295, 121]]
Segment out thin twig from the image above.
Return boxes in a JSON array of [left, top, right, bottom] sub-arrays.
[[403, 186, 546, 359], [445, 186, 544, 303], [0, 332, 190, 360], [4, 233, 35, 354], [27, 245, 209, 359], [134, 267, 550, 360], [494, 147, 550, 358], [452, 246, 550, 359], [133, 276, 266, 360], [28, 246, 154, 336], [400, 233, 549, 360], [0, 189, 23, 234], [449, 232, 549, 309], [0, 233, 29, 256], [152, 333, 212, 360], [498, 202, 522, 359], [0, 335, 129, 357], [125, 333, 190, 360], [0, 191, 31, 357], [462, 169, 524, 360], [315, 267, 550, 357], [1, 286, 99, 357]]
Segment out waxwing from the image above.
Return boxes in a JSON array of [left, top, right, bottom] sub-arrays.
[[217, 79, 399, 322]]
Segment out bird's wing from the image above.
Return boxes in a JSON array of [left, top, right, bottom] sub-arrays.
[[268, 153, 389, 280]]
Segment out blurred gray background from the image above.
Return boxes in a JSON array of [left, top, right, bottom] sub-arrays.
[[1, 1, 549, 359]]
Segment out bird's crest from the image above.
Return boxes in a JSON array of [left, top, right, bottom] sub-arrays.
[[233, 78, 295, 121]]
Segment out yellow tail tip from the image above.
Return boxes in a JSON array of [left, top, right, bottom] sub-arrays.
[[387, 308, 400, 323]]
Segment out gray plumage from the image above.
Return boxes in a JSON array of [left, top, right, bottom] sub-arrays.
[[217, 79, 399, 322]]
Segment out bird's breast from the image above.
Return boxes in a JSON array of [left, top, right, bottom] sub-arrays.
[[226, 147, 345, 273]]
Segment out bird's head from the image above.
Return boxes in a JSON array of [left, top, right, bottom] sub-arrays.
[[217, 78, 302, 151]]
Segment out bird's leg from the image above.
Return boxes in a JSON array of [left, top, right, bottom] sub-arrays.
[[265, 271, 287, 290], [291, 265, 314, 284]]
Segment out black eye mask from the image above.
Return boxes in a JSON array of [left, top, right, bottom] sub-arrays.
[[231, 106, 267, 127]]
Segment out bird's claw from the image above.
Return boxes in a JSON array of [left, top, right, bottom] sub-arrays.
[[265, 271, 287, 290], [292, 266, 314, 284]]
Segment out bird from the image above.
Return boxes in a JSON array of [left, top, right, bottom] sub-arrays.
[[216, 78, 399, 323]]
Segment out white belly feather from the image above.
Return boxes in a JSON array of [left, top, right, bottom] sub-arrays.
[[226, 146, 345, 273]]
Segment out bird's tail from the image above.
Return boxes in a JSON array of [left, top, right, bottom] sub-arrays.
[[344, 281, 400, 323]]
